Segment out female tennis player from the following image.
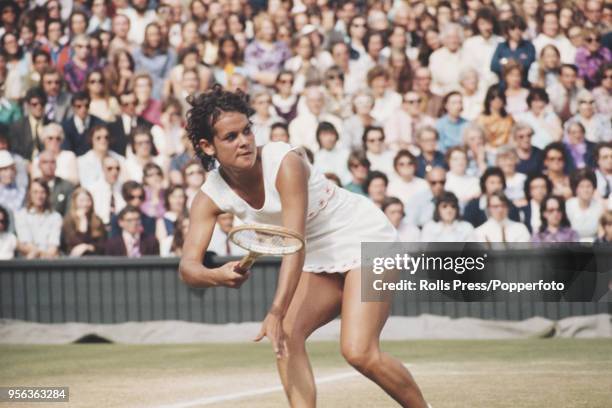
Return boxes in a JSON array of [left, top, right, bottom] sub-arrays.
[[179, 85, 429, 407]]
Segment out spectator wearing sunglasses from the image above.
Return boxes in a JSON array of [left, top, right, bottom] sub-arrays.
[[63, 34, 100, 93], [531, 194, 579, 242], [575, 28, 612, 90], [108, 91, 153, 157], [567, 89, 612, 144], [109, 181, 156, 238], [77, 125, 126, 190], [8, 87, 49, 161], [61, 92, 106, 157]]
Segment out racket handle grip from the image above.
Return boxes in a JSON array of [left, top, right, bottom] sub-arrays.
[[238, 252, 260, 271]]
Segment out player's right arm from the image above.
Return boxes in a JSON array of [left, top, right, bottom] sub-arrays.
[[179, 190, 250, 288]]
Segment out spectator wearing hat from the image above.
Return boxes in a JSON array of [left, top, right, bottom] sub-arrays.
[[0, 150, 25, 214]]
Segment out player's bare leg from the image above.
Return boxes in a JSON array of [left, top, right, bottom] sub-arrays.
[[277, 272, 343, 407], [340, 267, 428, 408]]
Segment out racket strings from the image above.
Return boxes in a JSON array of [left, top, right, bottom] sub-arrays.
[[232, 229, 303, 255]]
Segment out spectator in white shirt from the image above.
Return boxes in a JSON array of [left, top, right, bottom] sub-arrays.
[[459, 68, 486, 121], [313, 121, 351, 186], [207, 212, 247, 256], [367, 65, 402, 123], [77, 125, 127, 190], [250, 90, 283, 146], [421, 191, 475, 242], [444, 146, 481, 207], [382, 197, 420, 242], [566, 168, 604, 242], [462, 7, 503, 88], [363, 125, 396, 178], [89, 155, 126, 226], [496, 146, 527, 207], [429, 23, 467, 95], [289, 85, 343, 152], [364, 170, 388, 209], [385, 90, 436, 151], [474, 191, 531, 243], [387, 150, 429, 209], [533, 11, 576, 64], [31, 123, 79, 185], [342, 90, 379, 150]]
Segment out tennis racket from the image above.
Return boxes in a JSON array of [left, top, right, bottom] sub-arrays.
[[228, 223, 305, 270]]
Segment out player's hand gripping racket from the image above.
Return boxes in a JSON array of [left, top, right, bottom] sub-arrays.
[[228, 224, 305, 270]]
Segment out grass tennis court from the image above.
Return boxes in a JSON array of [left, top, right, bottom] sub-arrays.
[[1, 339, 611, 407]]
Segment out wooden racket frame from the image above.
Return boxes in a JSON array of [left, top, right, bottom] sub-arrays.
[[228, 223, 305, 269]]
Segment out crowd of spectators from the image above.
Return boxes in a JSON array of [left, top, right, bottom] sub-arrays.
[[0, 0, 611, 260]]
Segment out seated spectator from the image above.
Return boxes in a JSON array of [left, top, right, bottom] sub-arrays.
[[90, 156, 126, 227], [125, 127, 167, 183], [496, 146, 527, 206], [474, 191, 531, 242], [533, 11, 575, 64], [563, 120, 596, 170], [0, 150, 25, 214], [344, 151, 370, 196], [132, 22, 177, 100], [36, 150, 76, 216], [594, 210, 612, 243], [387, 150, 429, 209], [323, 65, 351, 120], [182, 159, 206, 210], [462, 7, 502, 89], [31, 124, 79, 185], [250, 90, 283, 146], [141, 162, 166, 220], [436, 91, 468, 152], [592, 63, 611, 117], [519, 173, 554, 234], [381, 197, 420, 242], [385, 90, 436, 151], [477, 85, 514, 151], [444, 147, 481, 207], [8, 87, 49, 161], [594, 142, 612, 199], [429, 23, 466, 95], [62, 34, 99, 93], [547, 64, 582, 123], [413, 66, 443, 118], [566, 168, 604, 242], [463, 167, 521, 228], [512, 123, 544, 175], [515, 87, 562, 150], [532, 195, 580, 242], [575, 28, 611, 89], [0, 133, 27, 189], [61, 187, 107, 256], [132, 72, 162, 126], [61, 91, 106, 157], [528, 45, 562, 90], [462, 124, 491, 178], [212, 36, 247, 90], [362, 126, 396, 178], [156, 184, 187, 243], [105, 205, 159, 256], [108, 90, 153, 157], [415, 126, 446, 178], [542, 142, 573, 199], [110, 181, 156, 238], [421, 191, 475, 242], [77, 125, 126, 189], [0, 79, 21, 126], [160, 215, 190, 257], [568, 89, 611, 144], [367, 66, 402, 123], [407, 166, 447, 227], [15, 179, 62, 258], [85, 68, 120, 122], [491, 15, 535, 87], [459, 67, 486, 121], [272, 71, 299, 123], [284, 34, 320, 95], [207, 212, 247, 256], [289, 85, 343, 152], [364, 170, 388, 208], [165, 45, 212, 101], [0, 205, 16, 259], [40, 67, 71, 124], [151, 98, 185, 161], [342, 90, 378, 150], [503, 60, 529, 116], [269, 122, 290, 144], [313, 122, 351, 186]]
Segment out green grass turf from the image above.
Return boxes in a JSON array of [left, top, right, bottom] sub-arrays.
[[1, 339, 611, 407]]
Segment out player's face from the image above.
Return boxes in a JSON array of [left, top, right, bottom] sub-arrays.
[[202, 112, 256, 170]]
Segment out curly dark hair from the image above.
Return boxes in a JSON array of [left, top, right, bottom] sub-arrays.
[[185, 84, 254, 171]]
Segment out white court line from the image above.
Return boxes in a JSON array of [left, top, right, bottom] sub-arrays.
[[155, 364, 412, 408]]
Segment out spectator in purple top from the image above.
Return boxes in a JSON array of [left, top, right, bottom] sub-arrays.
[[575, 28, 612, 89], [531, 195, 580, 242], [244, 13, 291, 87], [63, 34, 99, 93]]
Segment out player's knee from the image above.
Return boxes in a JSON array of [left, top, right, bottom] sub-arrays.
[[282, 322, 307, 350], [340, 340, 380, 374]]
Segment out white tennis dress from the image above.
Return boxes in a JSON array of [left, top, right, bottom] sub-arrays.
[[201, 142, 398, 273]]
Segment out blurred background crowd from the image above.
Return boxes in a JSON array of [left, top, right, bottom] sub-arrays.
[[0, 0, 610, 260]]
